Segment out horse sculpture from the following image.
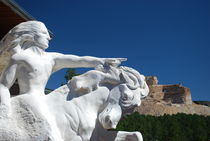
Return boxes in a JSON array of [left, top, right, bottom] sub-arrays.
[[0, 65, 149, 141]]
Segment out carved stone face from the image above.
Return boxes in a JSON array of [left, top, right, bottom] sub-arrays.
[[34, 26, 51, 49], [8, 21, 51, 50]]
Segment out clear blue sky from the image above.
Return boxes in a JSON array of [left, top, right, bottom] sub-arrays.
[[15, 0, 210, 101]]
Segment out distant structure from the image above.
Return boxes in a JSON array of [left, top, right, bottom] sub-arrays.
[[137, 76, 210, 116], [145, 76, 192, 105]]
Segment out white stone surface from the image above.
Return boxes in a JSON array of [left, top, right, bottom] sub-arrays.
[[0, 21, 149, 141], [0, 65, 148, 141], [0, 20, 125, 115]]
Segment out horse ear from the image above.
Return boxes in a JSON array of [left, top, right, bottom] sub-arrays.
[[140, 82, 149, 98]]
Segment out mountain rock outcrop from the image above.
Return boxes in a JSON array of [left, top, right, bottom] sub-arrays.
[[136, 76, 210, 116]]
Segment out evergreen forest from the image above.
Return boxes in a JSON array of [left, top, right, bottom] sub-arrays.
[[116, 112, 210, 141]]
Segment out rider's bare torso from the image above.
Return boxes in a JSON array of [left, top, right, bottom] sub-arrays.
[[12, 48, 54, 96]]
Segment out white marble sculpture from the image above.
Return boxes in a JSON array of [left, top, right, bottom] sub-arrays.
[[0, 21, 149, 141]]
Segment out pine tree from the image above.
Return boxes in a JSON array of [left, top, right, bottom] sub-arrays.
[[64, 68, 80, 81]]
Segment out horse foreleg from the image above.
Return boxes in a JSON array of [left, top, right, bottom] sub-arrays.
[[102, 131, 143, 141]]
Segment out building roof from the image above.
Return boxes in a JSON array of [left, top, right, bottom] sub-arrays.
[[0, 0, 53, 72], [0, 0, 34, 39], [0, 0, 53, 39]]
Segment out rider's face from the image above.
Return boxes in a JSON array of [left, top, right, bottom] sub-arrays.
[[34, 26, 51, 49]]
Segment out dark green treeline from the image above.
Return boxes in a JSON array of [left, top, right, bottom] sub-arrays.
[[116, 112, 210, 141]]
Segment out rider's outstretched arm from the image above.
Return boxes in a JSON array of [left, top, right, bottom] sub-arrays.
[[50, 52, 126, 72]]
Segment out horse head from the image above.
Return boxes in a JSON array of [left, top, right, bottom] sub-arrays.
[[98, 66, 149, 129], [65, 65, 149, 130]]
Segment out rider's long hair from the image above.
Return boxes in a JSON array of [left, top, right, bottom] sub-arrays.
[[0, 21, 47, 65]]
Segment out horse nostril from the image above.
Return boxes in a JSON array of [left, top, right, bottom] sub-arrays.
[[122, 93, 128, 100], [105, 115, 110, 123], [123, 91, 133, 101]]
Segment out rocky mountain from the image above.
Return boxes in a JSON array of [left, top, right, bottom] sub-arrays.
[[136, 76, 210, 116]]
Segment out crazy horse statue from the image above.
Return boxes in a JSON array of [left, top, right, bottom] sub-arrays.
[[0, 65, 149, 141], [0, 21, 149, 141]]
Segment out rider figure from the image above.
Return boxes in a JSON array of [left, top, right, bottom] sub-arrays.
[[0, 21, 125, 116]]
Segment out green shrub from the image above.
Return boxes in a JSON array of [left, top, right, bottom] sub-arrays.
[[117, 112, 210, 141]]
